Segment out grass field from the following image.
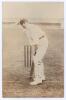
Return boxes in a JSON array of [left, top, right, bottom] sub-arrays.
[[3, 24, 64, 97]]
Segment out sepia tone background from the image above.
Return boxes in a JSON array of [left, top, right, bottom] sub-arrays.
[[2, 2, 64, 97]]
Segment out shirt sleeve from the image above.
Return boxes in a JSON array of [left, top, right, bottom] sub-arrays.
[[24, 29, 34, 45]]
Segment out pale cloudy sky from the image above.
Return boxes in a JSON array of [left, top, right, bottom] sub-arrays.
[[2, 2, 64, 21]]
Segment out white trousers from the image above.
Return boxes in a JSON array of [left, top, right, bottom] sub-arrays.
[[33, 37, 48, 81]]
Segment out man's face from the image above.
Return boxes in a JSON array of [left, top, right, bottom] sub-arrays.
[[19, 19, 26, 29]]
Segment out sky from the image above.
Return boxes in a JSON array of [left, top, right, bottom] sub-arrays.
[[2, 2, 64, 22]]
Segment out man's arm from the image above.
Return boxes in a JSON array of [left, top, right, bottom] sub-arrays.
[[24, 29, 35, 45]]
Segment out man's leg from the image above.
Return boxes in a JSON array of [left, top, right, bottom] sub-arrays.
[[33, 53, 45, 81], [30, 47, 45, 85], [30, 39, 48, 85]]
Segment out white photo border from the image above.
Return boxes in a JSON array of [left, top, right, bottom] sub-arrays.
[[0, 0, 65, 100]]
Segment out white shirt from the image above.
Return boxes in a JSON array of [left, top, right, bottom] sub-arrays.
[[23, 23, 46, 45]]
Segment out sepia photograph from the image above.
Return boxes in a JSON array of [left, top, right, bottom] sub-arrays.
[[2, 2, 64, 97]]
